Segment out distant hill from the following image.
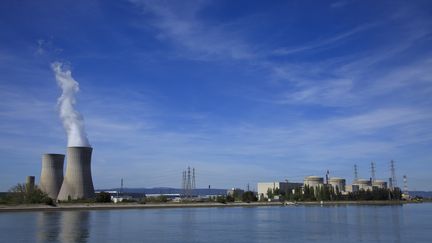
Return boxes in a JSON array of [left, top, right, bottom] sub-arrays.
[[97, 187, 227, 196], [409, 191, 432, 198]]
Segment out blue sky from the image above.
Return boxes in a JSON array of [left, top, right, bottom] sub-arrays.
[[1, 0, 431, 191]]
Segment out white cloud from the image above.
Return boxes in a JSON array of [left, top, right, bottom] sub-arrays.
[[130, 0, 255, 61], [272, 24, 375, 56]]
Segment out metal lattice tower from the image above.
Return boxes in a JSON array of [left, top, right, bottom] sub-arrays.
[[390, 160, 397, 189], [181, 170, 186, 197], [354, 164, 358, 183], [192, 168, 196, 191], [371, 162, 376, 182], [182, 166, 196, 198], [187, 167, 191, 198]]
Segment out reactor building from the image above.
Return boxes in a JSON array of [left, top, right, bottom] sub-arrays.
[[304, 176, 324, 189], [40, 154, 65, 199], [57, 147, 95, 200], [328, 177, 346, 192]]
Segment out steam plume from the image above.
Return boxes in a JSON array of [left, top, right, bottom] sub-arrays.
[[51, 62, 90, 147]]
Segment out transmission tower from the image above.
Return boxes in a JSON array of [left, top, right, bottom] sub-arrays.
[[187, 167, 191, 198], [354, 164, 358, 183], [371, 162, 376, 182], [192, 168, 196, 191], [390, 160, 397, 189], [181, 166, 196, 199], [182, 170, 186, 197]]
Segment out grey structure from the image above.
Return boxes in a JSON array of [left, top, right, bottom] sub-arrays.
[[26, 176, 35, 191], [257, 181, 302, 200], [372, 180, 387, 189], [40, 154, 65, 199], [304, 176, 324, 188], [353, 178, 371, 191], [57, 147, 95, 200], [328, 177, 346, 192]]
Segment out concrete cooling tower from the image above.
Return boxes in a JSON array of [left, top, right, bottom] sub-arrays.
[[40, 154, 65, 199], [57, 147, 95, 201]]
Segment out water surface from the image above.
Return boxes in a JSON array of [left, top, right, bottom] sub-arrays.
[[1, 203, 431, 242]]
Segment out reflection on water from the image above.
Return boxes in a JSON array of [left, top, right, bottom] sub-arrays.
[[37, 212, 61, 242], [1, 204, 431, 242], [37, 211, 90, 243], [60, 211, 90, 243]]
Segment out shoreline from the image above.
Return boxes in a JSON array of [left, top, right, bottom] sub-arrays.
[[0, 200, 420, 212]]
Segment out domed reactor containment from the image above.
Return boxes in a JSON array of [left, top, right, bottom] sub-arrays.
[[57, 147, 95, 201]]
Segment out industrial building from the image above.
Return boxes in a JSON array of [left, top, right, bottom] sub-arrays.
[[257, 181, 302, 200], [328, 177, 346, 192], [40, 153, 65, 199], [353, 178, 372, 191], [303, 176, 324, 189], [57, 147, 95, 201], [346, 178, 387, 192], [372, 180, 387, 189], [227, 188, 244, 198]]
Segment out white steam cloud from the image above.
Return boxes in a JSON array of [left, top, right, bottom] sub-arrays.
[[51, 62, 90, 147]]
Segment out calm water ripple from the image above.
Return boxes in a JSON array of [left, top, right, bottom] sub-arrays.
[[1, 203, 431, 243]]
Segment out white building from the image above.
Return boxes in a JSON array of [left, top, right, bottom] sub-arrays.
[[257, 182, 302, 200], [303, 176, 324, 189], [353, 179, 372, 191]]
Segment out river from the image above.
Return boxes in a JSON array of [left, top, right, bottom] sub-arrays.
[[0, 203, 431, 242]]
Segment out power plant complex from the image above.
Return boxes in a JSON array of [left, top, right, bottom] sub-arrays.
[[38, 147, 95, 201], [257, 161, 402, 201], [20, 63, 96, 201]]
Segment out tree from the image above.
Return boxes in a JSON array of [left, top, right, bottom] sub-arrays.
[[242, 191, 258, 203], [6, 183, 53, 205], [226, 195, 235, 202], [267, 188, 273, 199], [216, 196, 227, 204], [95, 192, 112, 203]]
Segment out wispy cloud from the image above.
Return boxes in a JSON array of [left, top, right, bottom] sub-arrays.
[[272, 24, 375, 56], [330, 1, 355, 9], [130, 0, 255, 60]]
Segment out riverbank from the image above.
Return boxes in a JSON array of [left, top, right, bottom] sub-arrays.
[[0, 200, 422, 212]]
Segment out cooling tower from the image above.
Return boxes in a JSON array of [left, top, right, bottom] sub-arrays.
[[57, 147, 95, 201], [40, 154, 65, 199]]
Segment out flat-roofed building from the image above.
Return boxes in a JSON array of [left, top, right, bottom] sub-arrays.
[[257, 182, 302, 200]]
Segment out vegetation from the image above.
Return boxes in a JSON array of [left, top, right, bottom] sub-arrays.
[[229, 189, 244, 201], [216, 195, 227, 204], [1, 183, 54, 205], [266, 185, 402, 202], [144, 195, 168, 203], [242, 191, 258, 203], [226, 194, 235, 202], [95, 191, 112, 203]]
